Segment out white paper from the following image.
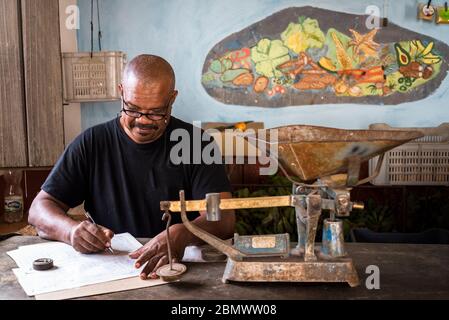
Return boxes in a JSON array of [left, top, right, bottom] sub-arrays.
[[182, 246, 205, 262], [7, 233, 145, 296]]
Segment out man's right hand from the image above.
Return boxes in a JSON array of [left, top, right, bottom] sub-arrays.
[[69, 221, 114, 254]]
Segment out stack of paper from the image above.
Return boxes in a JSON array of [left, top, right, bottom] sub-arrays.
[[7, 233, 146, 296]]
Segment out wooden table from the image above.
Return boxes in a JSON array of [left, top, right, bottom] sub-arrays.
[[1, 236, 449, 300]]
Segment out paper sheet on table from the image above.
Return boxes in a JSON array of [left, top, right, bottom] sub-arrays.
[[7, 233, 150, 296], [33, 245, 219, 300]]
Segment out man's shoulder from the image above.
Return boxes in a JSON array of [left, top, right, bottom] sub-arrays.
[[87, 118, 116, 135], [67, 119, 117, 152], [76, 118, 116, 140]]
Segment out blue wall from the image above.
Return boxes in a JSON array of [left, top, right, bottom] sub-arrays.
[[77, 0, 449, 130]]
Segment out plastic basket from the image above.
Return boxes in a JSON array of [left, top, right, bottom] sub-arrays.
[[368, 123, 449, 186], [62, 51, 127, 103]]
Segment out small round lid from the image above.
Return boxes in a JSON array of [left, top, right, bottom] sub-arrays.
[[33, 258, 54, 271]]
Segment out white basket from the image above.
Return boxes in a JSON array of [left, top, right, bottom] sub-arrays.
[[62, 51, 127, 103], [369, 124, 449, 186]]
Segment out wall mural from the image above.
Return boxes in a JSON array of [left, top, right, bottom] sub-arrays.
[[201, 6, 449, 107]]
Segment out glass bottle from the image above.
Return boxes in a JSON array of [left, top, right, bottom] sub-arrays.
[[3, 170, 24, 223]]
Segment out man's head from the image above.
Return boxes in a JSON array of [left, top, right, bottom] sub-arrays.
[[119, 54, 178, 144]]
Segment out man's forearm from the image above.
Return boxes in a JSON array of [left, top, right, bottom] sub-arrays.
[[29, 198, 78, 244]]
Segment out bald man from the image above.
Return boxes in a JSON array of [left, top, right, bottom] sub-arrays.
[[29, 55, 234, 279]]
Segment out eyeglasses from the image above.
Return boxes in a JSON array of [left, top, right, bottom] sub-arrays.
[[121, 97, 169, 121]]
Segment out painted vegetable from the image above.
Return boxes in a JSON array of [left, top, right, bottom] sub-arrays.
[[334, 79, 349, 94], [220, 69, 250, 82], [399, 61, 423, 78], [331, 31, 353, 70], [293, 74, 336, 90], [250, 39, 290, 78], [356, 66, 386, 84], [224, 48, 252, 69], [423, 66, 433, 79], [277, 58, 305, 74], [395, 43, 411, 66], [209, 58, 232, 74], [233, 72, 254, 86], [348, 86, 363, 96], [318, 57, 337, 72], [254, 76, 269, 93], [409, 40, 441, 65], [421, 55, 441, 65], [281, 17, 326, 54]]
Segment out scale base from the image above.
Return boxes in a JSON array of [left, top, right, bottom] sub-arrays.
[[222, 255, 360, 287]]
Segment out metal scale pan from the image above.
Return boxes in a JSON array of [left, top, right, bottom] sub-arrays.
[[243, 125, 423, 183]]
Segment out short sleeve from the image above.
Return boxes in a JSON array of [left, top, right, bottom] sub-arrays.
[[41, 133, 89, 208], [190, 134, 232, 200]]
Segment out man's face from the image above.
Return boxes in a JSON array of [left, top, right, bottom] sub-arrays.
[[119, 81, 177, 144]]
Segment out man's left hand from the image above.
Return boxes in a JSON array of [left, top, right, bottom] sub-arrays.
[[129, 229, 186, 279]]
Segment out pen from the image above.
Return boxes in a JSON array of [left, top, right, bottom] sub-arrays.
[[84, 211, 115, 254]]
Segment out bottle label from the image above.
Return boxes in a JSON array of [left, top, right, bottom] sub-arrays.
[[4, 196, 23, 212]]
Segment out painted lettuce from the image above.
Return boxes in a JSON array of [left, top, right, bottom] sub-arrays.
[[250, 39, 290, 78], [281, 17, 325, 54]]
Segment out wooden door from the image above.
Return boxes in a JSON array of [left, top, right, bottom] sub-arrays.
[[0, 0, 28, 167], [21, 0, 64, 167]]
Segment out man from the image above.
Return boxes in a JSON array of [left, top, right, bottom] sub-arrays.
[[28, 54, 235, 279]]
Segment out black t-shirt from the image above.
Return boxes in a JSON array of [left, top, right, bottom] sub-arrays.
[[42, 116, 231, 237]]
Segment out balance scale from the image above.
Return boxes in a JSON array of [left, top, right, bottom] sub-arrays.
[[159, 125, 422, 287]]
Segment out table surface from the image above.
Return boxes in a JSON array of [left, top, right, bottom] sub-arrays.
[[1, 236, 449, 300]]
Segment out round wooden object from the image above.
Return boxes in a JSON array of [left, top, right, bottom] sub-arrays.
[[156, 263, 187, 281]]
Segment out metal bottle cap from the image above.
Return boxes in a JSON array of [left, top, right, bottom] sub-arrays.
[[33, 258, 54, 271]]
